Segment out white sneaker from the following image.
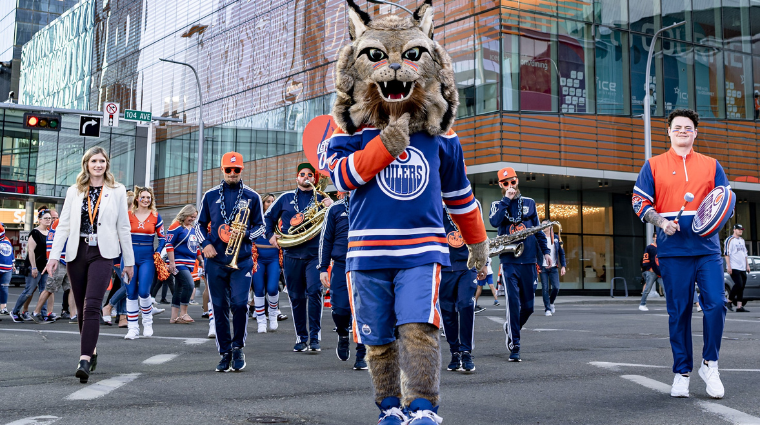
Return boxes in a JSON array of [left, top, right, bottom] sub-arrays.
[[268, 312, 278, 331], [550, 304, 555, 314], [143, 324, 153, 337], [404, 409, 443, 425], [699, 361, 724, 399], [124, 328, 140, 340], [545, 310, 552, 316], [208, 320, 216, 339], [697, 304, 702, 312], [671, 374, 690, 397], [257, 322, 267, 333], [639, 305, 649, 311], [152, 307, 165, 315]]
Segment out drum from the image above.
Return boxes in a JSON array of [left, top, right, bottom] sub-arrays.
[[692, 186, 735, 238]]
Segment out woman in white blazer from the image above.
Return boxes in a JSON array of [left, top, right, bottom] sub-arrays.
[[44, 146, 135, 383]]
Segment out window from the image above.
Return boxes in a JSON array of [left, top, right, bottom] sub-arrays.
[[582, 192, 613, 235], [630, 0, 661, 35], [475, 11, 500, 114], [596, 27, 630, 115], [751, 0, 760, 55], [693, 0, 722, 47], [582, 236, 614, 289], [445, 18, 476, 118], [630, 34, 659, 116], [695, 46, 725, 118], [661, 39, 693, 113], [549, 189, 581, 233], [595, 0, 628, 28], [520, 27, 555, 112], [662, 0, 691, 41], [722, 0, 751, 52], [558, 20, 595, 113], [561, 234, 582, 289], [753, 56, 760, 119], [502, 16, 520, 111], [724, 51, 753, 119]]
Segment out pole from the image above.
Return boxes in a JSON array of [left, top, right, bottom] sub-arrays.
[[643, 21, 685, 246], [145, 120, 154, 187], [159, 58, 204, 212]]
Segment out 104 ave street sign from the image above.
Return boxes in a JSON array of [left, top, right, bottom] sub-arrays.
[[124, 109, 152, 122]]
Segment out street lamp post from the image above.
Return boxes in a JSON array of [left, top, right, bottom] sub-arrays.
[[159, 58, 205, 212], [642, 21, 686, 246]]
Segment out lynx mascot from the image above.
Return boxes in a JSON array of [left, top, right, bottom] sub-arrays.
[[326, 1, 489, 423]]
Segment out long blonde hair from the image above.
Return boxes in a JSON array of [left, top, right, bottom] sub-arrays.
[[174, 204, 198, 226], [76, 146, 117, 193], [132, 186, 158, 215]]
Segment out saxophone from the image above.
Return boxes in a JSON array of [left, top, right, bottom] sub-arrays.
[[225, 199, 251, 269], [489, 221, 561, 257]]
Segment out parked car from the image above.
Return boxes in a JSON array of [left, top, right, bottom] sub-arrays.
[[11, 258, 26, 287], [723, 255, 760, 303]]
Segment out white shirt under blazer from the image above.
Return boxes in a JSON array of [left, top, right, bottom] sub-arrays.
[[49, 183, 135, 267]]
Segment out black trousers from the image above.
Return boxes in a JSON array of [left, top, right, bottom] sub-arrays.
[[729, 270, 747, 305]]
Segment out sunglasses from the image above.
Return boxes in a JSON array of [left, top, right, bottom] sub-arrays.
[[299, 172, 314, 178], [224, 168, 242, 174], [501, 179, 518, 186]]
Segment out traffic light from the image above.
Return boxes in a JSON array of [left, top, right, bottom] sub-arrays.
[[23, 112, 61, 131]]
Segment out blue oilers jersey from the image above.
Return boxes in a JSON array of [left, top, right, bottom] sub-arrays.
[[633, 148, 729, 257], [166, 222, 199, 271], [489, 195, 549, 264], [264, 189, 326, 259], [442, 202, 475, 271], [196, 181, 266, 266], [0, 237, 13, 272], [327, 127, 487, 271], [318, 198, 350, 272]]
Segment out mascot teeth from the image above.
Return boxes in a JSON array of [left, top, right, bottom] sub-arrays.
[[377, 80, 414, 102]]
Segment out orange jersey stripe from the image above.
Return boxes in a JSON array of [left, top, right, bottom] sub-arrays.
[[352, 135, 396, 183], [450, 209, 487, 245], [444, 193, 474, 206], [348, 236, 448, 248]]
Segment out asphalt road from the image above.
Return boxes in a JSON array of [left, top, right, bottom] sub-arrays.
[[1, 287, 759, 425]]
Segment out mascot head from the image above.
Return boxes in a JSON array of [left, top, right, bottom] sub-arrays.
[[332, 0, 458, 136]]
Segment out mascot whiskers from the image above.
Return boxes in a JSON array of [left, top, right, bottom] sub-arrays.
[[326, 1, 489, 423]]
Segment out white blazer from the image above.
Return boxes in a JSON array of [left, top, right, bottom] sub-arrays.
[[49, 183, 135, 266]]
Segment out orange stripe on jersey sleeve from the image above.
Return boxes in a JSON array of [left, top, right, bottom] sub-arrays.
[[340, 159, 357, 190], [348, 236, 448, 248], [451, 209, 487, 245], [168, 222, 181, 231], [444, 193, 474, 206], [352, 135, 396, 183]]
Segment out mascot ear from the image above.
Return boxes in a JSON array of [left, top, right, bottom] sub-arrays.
[[413, 0, 434, 39], [346, 0, 371, 40]]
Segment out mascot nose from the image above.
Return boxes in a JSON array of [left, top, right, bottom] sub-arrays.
[[389, 63, 401, 70]]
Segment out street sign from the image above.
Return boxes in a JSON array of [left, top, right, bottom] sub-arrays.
[[79, 116, 101, 137], [103, 102, 120, 127], [124, 109, 152, 122]]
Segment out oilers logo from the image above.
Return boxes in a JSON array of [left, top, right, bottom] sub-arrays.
[[632, 194, 644, 214], [376, 146, 429, 200], [0, 243, 11, 257], [188, 234, 198, 252]]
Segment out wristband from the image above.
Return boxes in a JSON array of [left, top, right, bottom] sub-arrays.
[[32, 267, 38, 270]]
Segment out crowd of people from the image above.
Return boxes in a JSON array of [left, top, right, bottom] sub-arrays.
[[0, 107, 748, 424]]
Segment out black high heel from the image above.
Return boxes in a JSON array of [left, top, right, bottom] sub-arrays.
[[90, 353, 98, 372], [75, 360, 90, 383]]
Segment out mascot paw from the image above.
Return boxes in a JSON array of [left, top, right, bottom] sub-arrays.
[[380, 113, 411, 158], [466, 240, 489, 271]]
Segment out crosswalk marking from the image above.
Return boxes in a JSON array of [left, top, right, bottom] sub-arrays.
[[65, 373, 140, 401], [4, 416, 59, 425], [591, 361, 760, 373], [0, 328, 208, 345], [143, 354, 179, 365]]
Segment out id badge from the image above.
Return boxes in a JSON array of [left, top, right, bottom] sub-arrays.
[[88, 234, 98, 246]]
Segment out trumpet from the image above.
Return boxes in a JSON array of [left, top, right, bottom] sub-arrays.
[[225, 199, 250, 269], [489, 221, 561, 257]]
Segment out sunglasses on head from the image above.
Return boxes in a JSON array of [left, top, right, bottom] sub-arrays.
[[224, 167, 242, 174], [501, 179, 518, 186], [299, 172, 314, 178]]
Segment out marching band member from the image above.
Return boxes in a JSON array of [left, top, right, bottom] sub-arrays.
[[252, 193, 281, 333], [440, 202, 481, 373], [319, 191, 367, 369], [196, 152, 265, 372], [124, 187, 166, 339], [44, 146, 134, 383], [633, 109, 730, 399], [489, 167, 550, 362], [265, 163, 331, 353]]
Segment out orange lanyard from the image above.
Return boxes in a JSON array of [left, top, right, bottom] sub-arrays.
[[88, 188, 104, 232]]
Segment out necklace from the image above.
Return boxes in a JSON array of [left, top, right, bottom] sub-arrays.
[[344, 195, 350, 216], [292, 187, 314, 214], [219, 180, 244, 225], [504, 196, 523, 223], [443, 206, 459, 232]]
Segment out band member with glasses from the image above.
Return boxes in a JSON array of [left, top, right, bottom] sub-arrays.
[[633, 109, 730, 399], [196, 152, 265, 372], [489, 167, 550, 363], [319, 191, 367, 369], [123, 187, 166, 339], [265, 163, 332, 353]]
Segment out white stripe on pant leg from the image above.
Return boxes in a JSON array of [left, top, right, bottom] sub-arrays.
[[469, 295, 476, 352], [283, 270, 301, 344], [318, 292, 324, 342], [501, 264, 513, 351], [427, 264, 437, 324], [206, 270, 221, 354], [347, 271, 361, 345]]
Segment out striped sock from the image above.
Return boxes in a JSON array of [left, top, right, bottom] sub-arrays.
[[126, 299, 139, 323], [254, 296, 266, 318], [207, 301, 214, 322], [267, 293, 279, 312]]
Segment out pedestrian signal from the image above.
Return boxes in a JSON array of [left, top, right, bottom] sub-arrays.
[[23, 112, 62, 131]]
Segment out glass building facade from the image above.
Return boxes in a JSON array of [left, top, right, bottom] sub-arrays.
[[7, 0, 760, 291]]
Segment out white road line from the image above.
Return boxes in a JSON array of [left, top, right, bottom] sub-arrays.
[[486, 317, 503, 324], [622, 374, 760, 425], [653, 314, 760, 323], [65, 373, 140, 401], [531, 328, 592, 333], [4, 416, 60, 425], [698, 401, 760, 425], [591, 361, 760, 373], [143, 354, 179, 365], [0, 328, 208, 345]]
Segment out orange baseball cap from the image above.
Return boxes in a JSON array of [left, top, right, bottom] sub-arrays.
[[221, 152, 244, 169], [498, 167, 517, 182]]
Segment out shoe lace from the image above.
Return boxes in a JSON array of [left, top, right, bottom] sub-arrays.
[[379, 407, 407, 421], [404, 410, 443, 425]]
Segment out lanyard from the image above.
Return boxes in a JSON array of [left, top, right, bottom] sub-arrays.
[[88, 188, 104, 232]]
